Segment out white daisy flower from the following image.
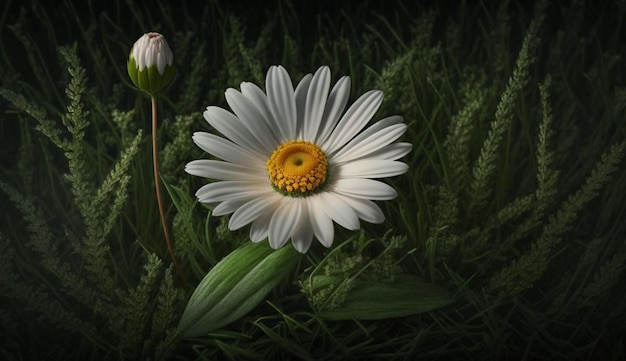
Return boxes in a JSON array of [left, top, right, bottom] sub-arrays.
[[185, 65, 412, 253]]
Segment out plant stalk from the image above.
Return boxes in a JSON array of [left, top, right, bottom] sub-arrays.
[[151, 96, 187, 286]]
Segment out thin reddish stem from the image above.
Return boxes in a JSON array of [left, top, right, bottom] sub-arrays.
[[151, 96, 187, 287]]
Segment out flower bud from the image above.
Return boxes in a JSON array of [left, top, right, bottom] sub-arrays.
[[127, 32, 176, 96]]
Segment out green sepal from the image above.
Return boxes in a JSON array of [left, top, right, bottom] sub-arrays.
[[127, 53, 176, 96], [312, 274, 455, 320], [178, 242, 300, 338]]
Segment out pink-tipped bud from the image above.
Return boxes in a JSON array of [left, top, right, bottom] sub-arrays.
[[127, 32, 176, 95]]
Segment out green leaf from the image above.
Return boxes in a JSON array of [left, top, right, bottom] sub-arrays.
[[178, 242, 300, 338], [316, 274, 454, 320]]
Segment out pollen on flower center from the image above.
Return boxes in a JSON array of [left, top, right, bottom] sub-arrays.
[[267, 140, 328, 196]]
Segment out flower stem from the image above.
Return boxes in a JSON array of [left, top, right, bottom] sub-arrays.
[[151, 96, 187, 287]]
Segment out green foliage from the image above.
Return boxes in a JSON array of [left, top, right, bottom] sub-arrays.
[[488, 140, 626, 297], [301, 233, 454, 320], [577, 243, 626, 310], [0, 44, 183, 360], [301, 232, 405, 311], [468, 16, 540, 210], [178, 242, 300, 338], [1, 0, 625, 359], [161, 113, 199, 184]]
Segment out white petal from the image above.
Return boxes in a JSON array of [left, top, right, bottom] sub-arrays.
[[334, 160, 408, 178], [365, 142, 413, 161], [307, 195, 335, 247], [332, 120, 407, 162], [192, 132, 265, 169], [335, 194, 385, 224], [229, 196, 279, 230], [156, 52, 166, 75], [225, 88, 278, 152], [203, 106, 265, 154], [290, 199, 314, 253], [266, 66, 297, 141], [240, 81, 282, 142], [185, 159, 266, 181], [292, 237, 312, 253], [250, 210, 273, 243], [303, 66, 330, 140], [195, 181, 271, 203], [268, 199, 301, 249], [212, 200, 245, 216], [330, 178, 398, 200], [336, 115, 403, 148], [322, 90, 383, 154], [294, 73, 312, 140], [316, 76, 350, 145], [318, 192, 360, 230]]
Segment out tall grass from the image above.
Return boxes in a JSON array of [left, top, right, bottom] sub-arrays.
[[1, 0, 625, 359]]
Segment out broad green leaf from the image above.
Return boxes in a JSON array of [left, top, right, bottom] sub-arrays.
[[178, 242, 300, 337], [316, 274, 454, 320]]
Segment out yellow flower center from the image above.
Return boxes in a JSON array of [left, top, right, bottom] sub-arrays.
[[267, 140, 328, 196]]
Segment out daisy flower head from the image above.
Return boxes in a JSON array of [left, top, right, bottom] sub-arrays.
[[186, 66, 412, 253]]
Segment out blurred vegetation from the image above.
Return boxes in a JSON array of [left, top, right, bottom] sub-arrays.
[[1, 0, 625, 359]]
